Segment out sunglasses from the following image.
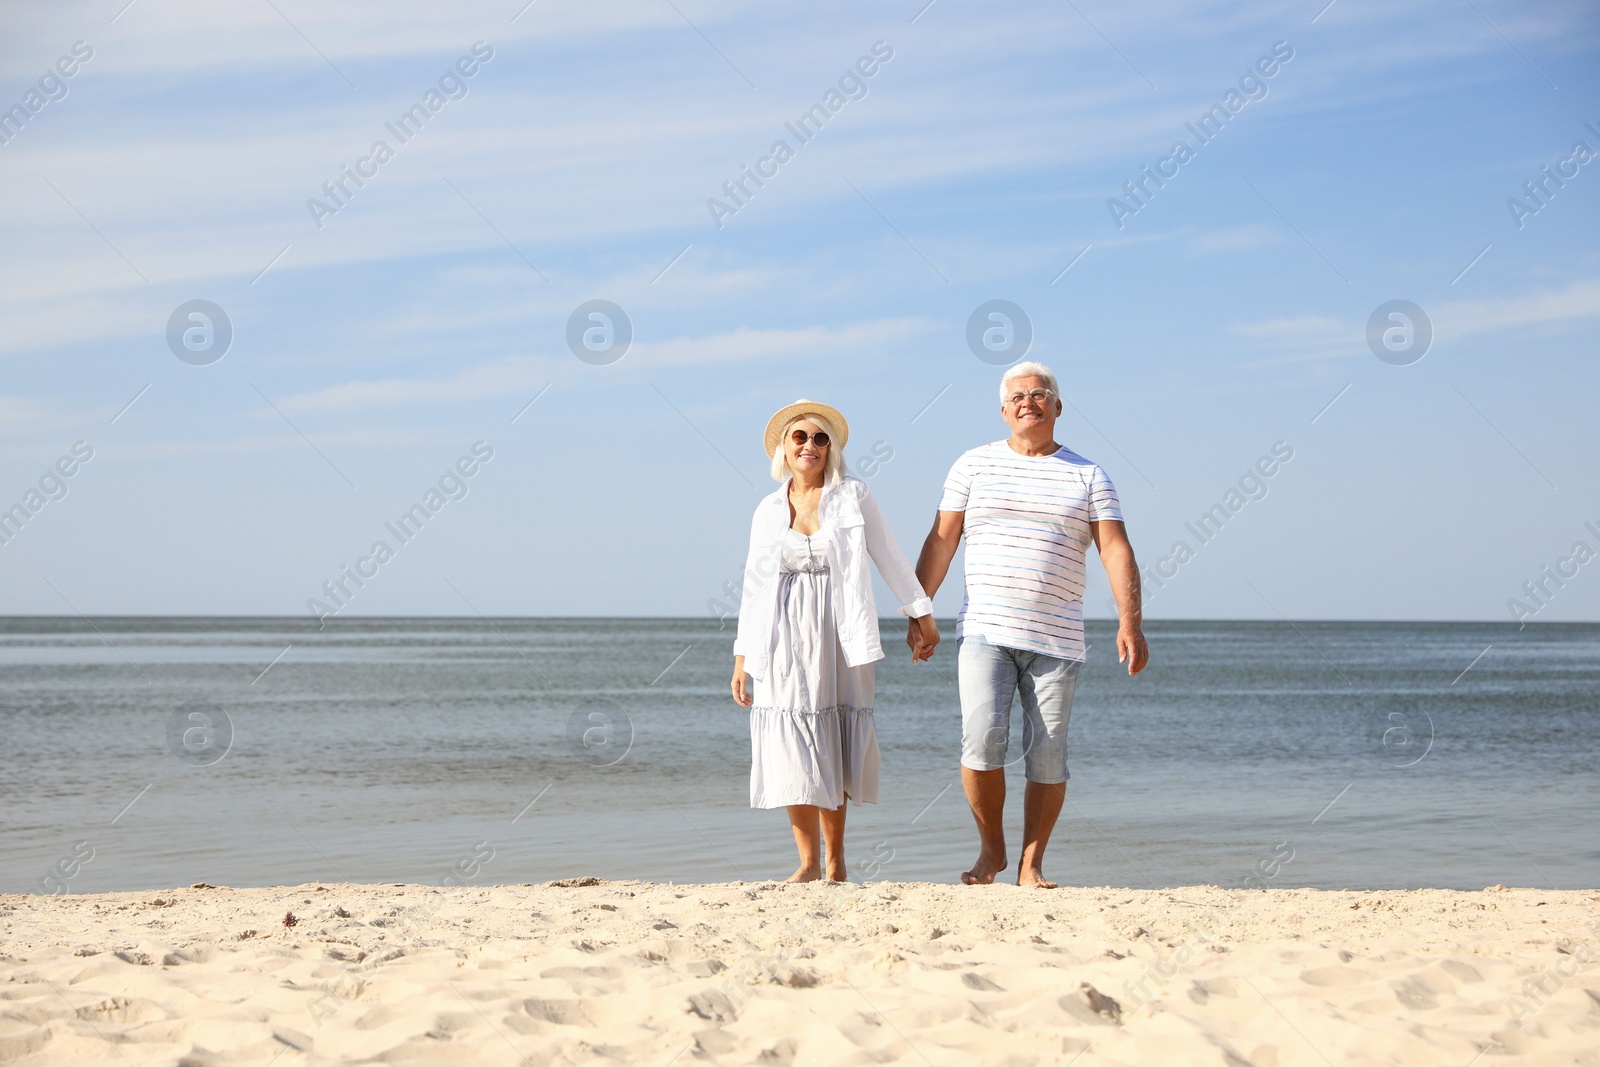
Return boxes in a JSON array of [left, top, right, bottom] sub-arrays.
[[789, 429, 831, 447]]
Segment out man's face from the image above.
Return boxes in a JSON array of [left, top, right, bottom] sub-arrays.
[[1001, 376, 1061, 436]]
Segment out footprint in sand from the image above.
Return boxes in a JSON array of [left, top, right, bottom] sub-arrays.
[[522, 997, 597, 1026]]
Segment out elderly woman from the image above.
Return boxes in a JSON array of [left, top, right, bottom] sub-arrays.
[[730, 400, 939, 882]]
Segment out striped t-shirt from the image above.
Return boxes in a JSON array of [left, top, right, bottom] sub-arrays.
[[938, 441, 1122, 661]]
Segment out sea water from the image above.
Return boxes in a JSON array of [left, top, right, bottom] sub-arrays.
[[3, 618, 1596, 894]]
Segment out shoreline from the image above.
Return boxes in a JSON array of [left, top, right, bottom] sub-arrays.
[[3, 882, 1597, 1065]]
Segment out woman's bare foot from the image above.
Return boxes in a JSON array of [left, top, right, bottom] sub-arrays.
[[825, 857, 848, 882], [1018, 864, 1058, 889], [785, 864, 821, 883], [961, 851, 1008, 885]]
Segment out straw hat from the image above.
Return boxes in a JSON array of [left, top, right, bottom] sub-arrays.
[[763, 399, 850, 457]]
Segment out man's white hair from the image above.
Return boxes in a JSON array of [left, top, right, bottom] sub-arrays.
[[770, 412, 848, 484], [999, 360, 1060, 401]]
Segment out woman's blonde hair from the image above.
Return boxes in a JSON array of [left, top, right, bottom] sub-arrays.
[[770, 413, 847, 484]]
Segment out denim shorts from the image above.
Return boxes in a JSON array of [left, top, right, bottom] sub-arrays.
[[958, 633, 1083, 784]]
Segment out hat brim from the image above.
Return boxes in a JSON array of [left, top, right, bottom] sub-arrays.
[[764, 400, 850, 458]]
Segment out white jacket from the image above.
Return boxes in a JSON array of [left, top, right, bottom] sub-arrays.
[[734, 475, 934, 679]]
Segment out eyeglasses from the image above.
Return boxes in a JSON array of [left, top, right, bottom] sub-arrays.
[[1005, 388, 1056, 407], [790, 429, 831, 447]]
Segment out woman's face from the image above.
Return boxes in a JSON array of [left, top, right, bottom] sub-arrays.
[[784, 418, 829, 477]]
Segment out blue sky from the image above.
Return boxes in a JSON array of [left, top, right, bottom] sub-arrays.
[[2, 0, 1597, 621]]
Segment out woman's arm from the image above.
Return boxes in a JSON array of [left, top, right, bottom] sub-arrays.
[[858, 485, 934, 618], [857, 484, 939, 660], [731, 505, 772, 664], [732, 500, 778, 703]]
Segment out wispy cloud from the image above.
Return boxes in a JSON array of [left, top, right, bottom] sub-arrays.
[[277, 357, 543, 416], [276, 318, 931, 414], [116, 428, 443, 460], [1437, 278, 1600, 338], [0, 396, 78, 437], [1186, 223, 1281, 255], [1233, 313, 1348, 344], [1232, 279, 1600, 365], [627, 317, 929, 367]]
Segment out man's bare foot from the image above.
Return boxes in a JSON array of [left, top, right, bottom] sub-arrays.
[[785, 865, 821, 883], [1018, 865, 1057, 889], [961, 852, 1007, 885], [825, 858, 848, 882]]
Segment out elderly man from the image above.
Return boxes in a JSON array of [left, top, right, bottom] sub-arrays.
[[912, 361, 1148, 889]]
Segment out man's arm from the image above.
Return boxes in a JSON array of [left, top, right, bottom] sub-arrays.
[[908, 510, 964, 655], [1091, 518, 1149, 676], [915, 510, 964, 599]]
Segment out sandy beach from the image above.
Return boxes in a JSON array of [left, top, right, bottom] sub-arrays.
[[2, 881, 1596, 1066]]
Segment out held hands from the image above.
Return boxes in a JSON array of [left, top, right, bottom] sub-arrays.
[[906, 615, 939, 663]]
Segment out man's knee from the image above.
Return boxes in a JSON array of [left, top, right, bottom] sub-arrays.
[[962, 723, 1010, 770], [1022, 727, 1070, 783]]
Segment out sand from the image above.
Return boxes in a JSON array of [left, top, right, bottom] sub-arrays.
[[2, 880, 1597, 1065]]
